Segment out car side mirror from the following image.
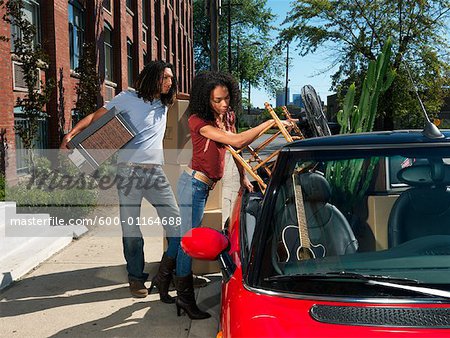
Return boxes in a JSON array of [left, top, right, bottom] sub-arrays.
[[181, 227, 236, 281]]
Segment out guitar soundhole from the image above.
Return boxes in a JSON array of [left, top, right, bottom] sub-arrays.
[[298, 247, 314, 260]]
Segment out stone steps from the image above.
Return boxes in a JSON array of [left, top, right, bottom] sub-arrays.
[[0, 202, 88, 290]]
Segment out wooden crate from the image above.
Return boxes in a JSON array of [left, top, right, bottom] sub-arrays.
[[67, 107, 137, 173]]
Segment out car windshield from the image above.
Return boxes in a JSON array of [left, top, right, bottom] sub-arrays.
[[257, 145, 450, 299]]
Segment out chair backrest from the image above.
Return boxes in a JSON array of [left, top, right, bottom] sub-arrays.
[[299, 172, 359, 256], [226, 103, 304, 193], [388, 162, 450, 247]]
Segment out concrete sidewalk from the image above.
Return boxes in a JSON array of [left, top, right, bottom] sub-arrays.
[[0, 153, 244, 338], [0, 213, 221, 338]]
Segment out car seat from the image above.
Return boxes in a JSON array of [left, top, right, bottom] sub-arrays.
[[388, 160, 450, 247], [299, 172, 359, 256]]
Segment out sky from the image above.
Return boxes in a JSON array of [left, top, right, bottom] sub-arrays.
[[253, 2, 450, 109], [251, 0, 337, 108]]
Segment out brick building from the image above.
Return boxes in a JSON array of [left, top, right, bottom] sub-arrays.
[[0, 0, 194, 180]]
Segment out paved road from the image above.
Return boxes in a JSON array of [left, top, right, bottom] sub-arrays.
[[247, 133, 290, 158]]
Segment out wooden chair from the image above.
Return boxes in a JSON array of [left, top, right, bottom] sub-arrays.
[[226, 102, 305, 193]]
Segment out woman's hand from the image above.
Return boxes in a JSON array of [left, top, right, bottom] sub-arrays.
[[240, 175, 254, 193], [281, 119, 297, 128]]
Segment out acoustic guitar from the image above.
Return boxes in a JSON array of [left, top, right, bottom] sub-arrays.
[[279, 174, 326, 261]]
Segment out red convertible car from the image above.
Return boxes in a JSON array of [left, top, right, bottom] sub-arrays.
[[182, 130, 450, 337]]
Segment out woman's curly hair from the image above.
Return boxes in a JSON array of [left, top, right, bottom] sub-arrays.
[[134, 60, 177, 106], [188, 71, 241, 122]]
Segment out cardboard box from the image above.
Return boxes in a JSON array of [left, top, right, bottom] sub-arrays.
[[205, 179, 222, 211], [192, 208, 223, 275], [163, 208, 223, 275], [163, 97, 222, 211], [164, 98, 192, 165], [162, 163, 188, 191]]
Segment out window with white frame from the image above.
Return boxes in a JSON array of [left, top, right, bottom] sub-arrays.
[[102, 0, 111, 12], [10, 0, 41, 52], [143, 29, 147, 43], [142, 0, 150, 26], [127, 39, 134, 88], [126, 0, 133, 12], [14, 106, 48, 174], [68, 0, 85, 70], [104, 22, 114, 82]]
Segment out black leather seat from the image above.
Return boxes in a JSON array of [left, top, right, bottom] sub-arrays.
[[299, 172, 359, 256], [388, 161, 450, 247]]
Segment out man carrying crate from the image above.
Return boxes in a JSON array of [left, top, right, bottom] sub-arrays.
[[61, 61, 180, 302]]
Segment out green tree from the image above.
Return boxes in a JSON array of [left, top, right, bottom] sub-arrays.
[[2, 0, 55, 151], [193, 0, 285, 108], [280, 0, 450, 130], [259, 105, 283, 121], [75, 42, 100, 120]]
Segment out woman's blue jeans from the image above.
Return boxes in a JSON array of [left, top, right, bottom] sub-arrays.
[[117, 164, 180, 282], [176, 171, 210, 276]]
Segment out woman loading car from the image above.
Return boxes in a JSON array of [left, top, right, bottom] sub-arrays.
[[173, 71, 292, 319]]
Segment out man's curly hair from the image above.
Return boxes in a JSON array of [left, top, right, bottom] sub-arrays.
[[188, 71, 241, 122], [134, 60, 177, 106]]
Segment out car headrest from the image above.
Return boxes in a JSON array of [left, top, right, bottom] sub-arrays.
[[299, 172, 331, 202], [397, 163, 448, 187]]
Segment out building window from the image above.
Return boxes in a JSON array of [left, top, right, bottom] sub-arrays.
[[164, 10, 169, 47], [171, 21, 176, 57], [155, 0, 161, 37], [14, 106, 48, 175], [154, 0, 161, 59], [102, 0, 111, 12], [104, 22, 114, 82], [12, 61, 40, 91], [68, 0, 85, 70], [143, 29, 147, 43], [71, 109, 83, 128], [127, 39, 134, 88], [126, 0, 133, 11], [143, 50, 151, 65], [142, 0, 149, 26], [10, 0, 41, 51], [181, 0, 185, 26]]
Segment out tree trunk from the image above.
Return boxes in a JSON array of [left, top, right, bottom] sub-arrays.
[[377, 86, 395, 131]]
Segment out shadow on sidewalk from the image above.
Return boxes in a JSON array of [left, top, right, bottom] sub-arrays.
[[49, 299, 192, 338], [0, 263, 159, 318], [1, 262, 222, 337], [48, 276, 222, 338]]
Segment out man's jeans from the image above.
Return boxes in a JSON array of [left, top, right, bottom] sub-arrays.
[[117, 164, 180, 282], [176, 170, 210, 276]]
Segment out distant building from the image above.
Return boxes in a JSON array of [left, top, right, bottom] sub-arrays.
[[276, 88, 290, 107], [292, 94, 303, 108]]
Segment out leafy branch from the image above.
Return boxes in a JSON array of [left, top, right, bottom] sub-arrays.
[[2, 0, 54, 153]]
